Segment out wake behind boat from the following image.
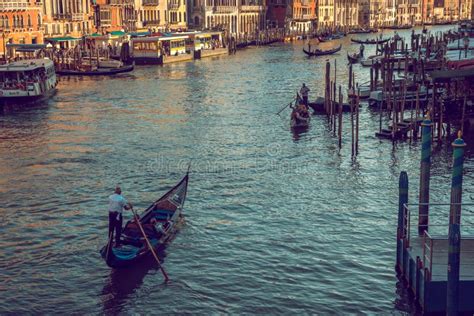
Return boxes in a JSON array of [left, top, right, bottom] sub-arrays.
[[100, 172, 189, 268], [303, 44, 342, 57]]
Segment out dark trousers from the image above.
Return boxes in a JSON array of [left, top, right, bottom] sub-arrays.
[[302, 95, 308, 106], [109, 212, 123, 244]]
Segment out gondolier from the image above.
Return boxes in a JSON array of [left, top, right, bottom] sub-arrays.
[[108, 186, 133, 245], [300, 83, 310, 106]]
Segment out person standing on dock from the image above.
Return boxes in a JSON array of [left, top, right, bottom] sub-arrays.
[[300, 83, 310, 106], [108, 186, 133, 246], [359, 43, 365, 57]]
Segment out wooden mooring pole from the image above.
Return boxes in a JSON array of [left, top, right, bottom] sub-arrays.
[[447, 132, 467, 316], [396, 171, 409, 272], [418, 115, 432, 235]]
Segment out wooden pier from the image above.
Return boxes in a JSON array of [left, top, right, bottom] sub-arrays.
[[396, 131, 474, 314]]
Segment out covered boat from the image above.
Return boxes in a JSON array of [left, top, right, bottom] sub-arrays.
[[0, 59, 57, 101], [100, 172, 189, 268], [303, 44, 342, 57]]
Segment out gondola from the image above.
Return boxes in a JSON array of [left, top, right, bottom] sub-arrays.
[[100, 172, 189, 268], [57, 64, 134, 76], [303, 44, 342, 57], [350, 38, 390, 45], [347, 52, 361, 64], [348, 29, 372, 34], [291, 108, 310, 128]]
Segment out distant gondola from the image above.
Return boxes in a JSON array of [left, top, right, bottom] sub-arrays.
[[347, 52, 361, 64], [56, 64, 134, 76], [350, 38, 390, 45], [348, 29, 372, 34], [317, 34, 344, 42], [303, 44, 342, 57]]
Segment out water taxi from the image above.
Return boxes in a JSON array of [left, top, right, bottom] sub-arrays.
[[0, 59, 57, 101]]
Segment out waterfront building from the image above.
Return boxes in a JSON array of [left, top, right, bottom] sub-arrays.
[[395, 0, 421, 26], [357, 0, 370, 27], [0, 0, 44, 59], [42, 0, 93, 37], [168, 0, 187, 31], [239, 1, 266, 35], [136, 0, 166, 31], [289, 0, 316, 34], [202, 0, 238, 34], [460, 0, 472, 20], [266, 0, 286, 28], [317, 0, 334, 28], [334, 0, 358, 28]]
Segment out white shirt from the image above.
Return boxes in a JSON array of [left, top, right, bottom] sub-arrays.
[[108, 193, 128, 214]]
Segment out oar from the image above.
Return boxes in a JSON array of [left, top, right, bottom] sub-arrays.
[[277, 97, 296, 115], [131, 207, 170, 282]]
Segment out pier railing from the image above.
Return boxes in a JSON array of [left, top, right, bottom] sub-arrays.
[[403, 203, 474, 281]]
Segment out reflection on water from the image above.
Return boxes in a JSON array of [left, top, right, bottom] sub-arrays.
[[1, 25, 473, 314]]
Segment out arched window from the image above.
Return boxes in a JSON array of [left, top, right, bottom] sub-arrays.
[[28, 15, 31, 27], [20, 16, 24, 28], [38, 14, 41, 26]]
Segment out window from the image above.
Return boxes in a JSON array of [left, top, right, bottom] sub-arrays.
[[28, 15, 31, 27]]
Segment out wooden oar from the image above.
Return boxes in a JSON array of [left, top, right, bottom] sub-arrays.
[[276, 97, 296, 115], [131, 207, 170, 282]]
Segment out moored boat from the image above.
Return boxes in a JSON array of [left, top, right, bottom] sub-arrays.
[[56, 63, 134, 76], [0, 59, 57, 101], [303, 44, 342, 57], [351, 38, 390, 45], [100, 172, 189, 268], [347, 52, 361, 64]]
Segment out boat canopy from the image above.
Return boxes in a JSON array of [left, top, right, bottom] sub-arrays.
[[0, 59, 54, 72]]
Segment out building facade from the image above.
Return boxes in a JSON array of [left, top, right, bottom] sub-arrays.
[[289, 0, 316, 34], [334, 0, 358, 28], [42, 0, 92, 37], [0, 0, 44, 58], [318, 0, 334, 28], [266, 0, 286, 28]]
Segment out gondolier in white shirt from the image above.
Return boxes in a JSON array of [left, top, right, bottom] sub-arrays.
[[108, 186, 132, 245], [300, 83, 310, 106]]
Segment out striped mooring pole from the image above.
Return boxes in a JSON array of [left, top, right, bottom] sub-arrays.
[[418, 115, 432, 235], [447, 131, 466, 316], [397, 171, 408, 271]]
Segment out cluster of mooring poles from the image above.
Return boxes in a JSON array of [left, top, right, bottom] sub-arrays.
[[323, 60, 360, 157], [365, 29, 473, 142], [395, 113, 469, 313]]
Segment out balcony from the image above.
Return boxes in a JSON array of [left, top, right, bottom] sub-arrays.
[[109, 0, 134, 5], [143, 19, 160, 26], [72, 12, 84, 21], [0, 1, 28, 10], [209, 6, 236, 13], [302, 14, 315, 19], [54, 13, 72, 20], [240, 5, 263, 12], [143, 0, 159, 5]]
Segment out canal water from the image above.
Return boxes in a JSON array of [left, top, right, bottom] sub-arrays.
[[1, 25, 474, 314]]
